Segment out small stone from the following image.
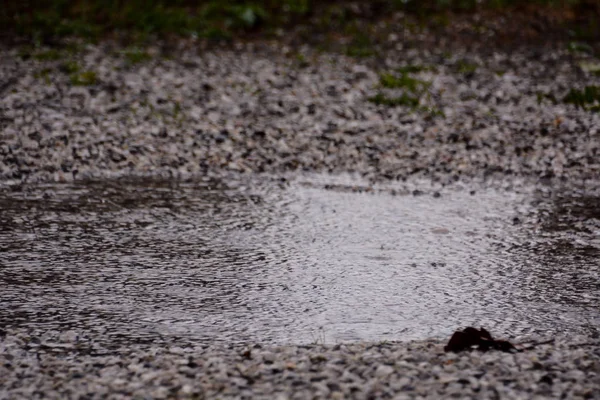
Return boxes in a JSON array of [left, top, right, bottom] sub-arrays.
[[374, 365, 394, 378]]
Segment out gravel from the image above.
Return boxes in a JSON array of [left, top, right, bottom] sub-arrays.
[[1, 328, 599, 399], [1, 33, 600, 398], [1, 39, 599, 185]]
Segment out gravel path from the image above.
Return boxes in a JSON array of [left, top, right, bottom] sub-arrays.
[[1, 329, 599, 399], [1, 35, 600, 398], [1, 40, 599, 185]]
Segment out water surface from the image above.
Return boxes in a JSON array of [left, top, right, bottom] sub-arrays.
[[0, 175, 598, 348]]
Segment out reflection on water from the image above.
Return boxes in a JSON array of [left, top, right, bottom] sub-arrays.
[[0, 175, 598, 347]]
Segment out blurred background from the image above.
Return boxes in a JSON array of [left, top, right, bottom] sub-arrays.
[[1, 0, 598, 47]]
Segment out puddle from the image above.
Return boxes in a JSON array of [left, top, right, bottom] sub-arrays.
[[0, 175, 598, 347]]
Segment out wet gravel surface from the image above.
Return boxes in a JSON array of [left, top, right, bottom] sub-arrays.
[[0, 176, 598, 398], [0, 40, 599, 184], [1, 328, 599, 400], [1, 37, 600, 398]]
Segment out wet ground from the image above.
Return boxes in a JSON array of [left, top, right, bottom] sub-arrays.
[[0, 175, 598, 349]]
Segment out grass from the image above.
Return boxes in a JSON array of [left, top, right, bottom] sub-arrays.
[[368, 68, 444, 117], [33, 67, 52, 84], [563, 86, 600, 112], [579, 61, 600, 76], [123, 47, 152, 64], [344, 32, 376, 58], [536, 91, 558, 105], [397, 64, 437, 74], [173, 101, 183, 119], [568, 41, 595, 55], [455, 60, 478, 75], [1, 0, 311, 43], [379, 72, 431, 92], [33, 49, 62, 61], [400, 0, 590, 13], [70, 70, 97, 86], [292, 52, 311, 68], [369, 69, 431, 108], [368, 92, 420, 107], [368, 93, 445, 117], [537, 85, 600, 112], [1, 0, 595, 45], [61, 60, 81, 74]]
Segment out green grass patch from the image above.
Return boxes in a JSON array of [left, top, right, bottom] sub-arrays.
[[345, 45, 375, 58], [33, 49, 62, 61], [563, 86, 600, 112], [17, 47, 33, 60], [578, 61, 600, 76], [368, 92, 420, 107], [123, 47, 152, 64], [379, 72, 431, 92], [173, 101, 182, 119], [33, 67, 53, 84], [2, 0, 311, 42], [397, 64, 436, 74], [455, 60, 478, 75], [369, 69, 434, 110], [536, 91, 558, 105], [60, 60, 80, 74], [567, 16, 599, 42], [368, 93, 445, 117], [568, 41, 595, 54], [398, 0, 587, 13], [344, 32, 376, 58], [1, 0, 595, 45], [421, 106, 445, 118], [294, 52, 310, 68], [70, 70, 97, 86]]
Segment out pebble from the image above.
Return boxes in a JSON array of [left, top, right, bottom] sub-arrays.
[[0, 39, 598, 186], [2, 328, 598, 399]]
